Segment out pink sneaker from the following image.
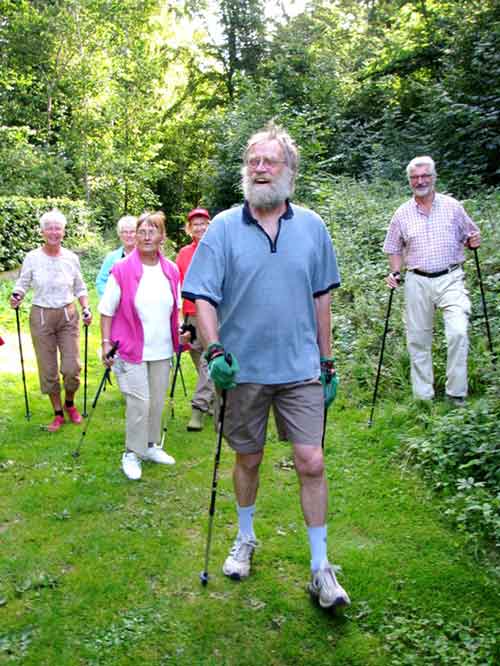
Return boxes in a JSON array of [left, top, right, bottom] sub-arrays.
[[46, 415, 65, 432], [64, 405, 82, 424]]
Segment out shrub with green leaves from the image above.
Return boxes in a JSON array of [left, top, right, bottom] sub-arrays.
[[403, 377, 500, 547], [0, 196, 91, 271]]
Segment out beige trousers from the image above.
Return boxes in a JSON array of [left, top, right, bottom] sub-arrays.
[[113, 357, 171, 457], [405, 269, 471, 400], [29, 304, 81, 395], [185, 315, 215, 412]]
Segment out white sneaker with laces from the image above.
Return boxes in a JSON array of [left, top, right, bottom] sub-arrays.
[[308, 562, 351, 609], [122, 452, 142, 480], [222, 535, 257, 580], [144, 444, 175, 465]]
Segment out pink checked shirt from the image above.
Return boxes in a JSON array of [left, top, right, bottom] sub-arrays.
[[383, 193, 479, 272]]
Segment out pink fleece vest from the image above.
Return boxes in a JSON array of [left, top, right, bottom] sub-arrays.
[[110, 248, 180, 363]]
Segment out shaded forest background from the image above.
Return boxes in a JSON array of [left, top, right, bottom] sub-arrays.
[[1, 0, 499, 244]]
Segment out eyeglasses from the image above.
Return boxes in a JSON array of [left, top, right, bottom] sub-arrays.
[[120, 230, 136, 236], [137, 228, 159, 238], [409, 173, 433, 182], [247, 157, 286, 170], [191, 222, 209, 228]]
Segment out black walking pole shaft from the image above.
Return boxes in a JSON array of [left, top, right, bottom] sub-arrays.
[[473, 248, 496, 365], [15, 307, 31, 420], [169, 350, 183, 417], [368, 289, 394, 427], [200, 388, 228, 586], [321, 406, 327, 451], [83, 324, 89, 416], [72, 341, 119, 459], [178, 358, 188, 397]]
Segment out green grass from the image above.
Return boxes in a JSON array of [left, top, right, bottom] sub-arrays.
[[1, 219, 500, 666], [1, 293, 499, 666]]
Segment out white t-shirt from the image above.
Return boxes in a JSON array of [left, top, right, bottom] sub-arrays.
[[99, 263, 179, 361]]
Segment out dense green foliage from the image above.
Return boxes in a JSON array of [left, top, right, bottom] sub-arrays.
[[1, 1, 499, 222], [0, 196, 91, 271], [320, 176, 500, 550]]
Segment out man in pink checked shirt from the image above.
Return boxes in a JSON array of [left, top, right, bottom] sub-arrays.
[[383, 156, 481, 405]]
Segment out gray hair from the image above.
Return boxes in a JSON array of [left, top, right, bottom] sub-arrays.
[[116, 215, 137, 235], [39, 209, 67, 230], [244, 121, 299, 175], [406, 156, 437, 179]]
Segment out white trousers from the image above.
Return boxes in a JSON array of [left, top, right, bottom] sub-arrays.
[[405, 269, 471, 400], [113, 358, 171, 457]]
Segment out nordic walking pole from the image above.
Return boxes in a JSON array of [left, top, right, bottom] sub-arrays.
[[15, 306, 31, 420], [321, 406, 327, 451], [72, 341, 119, 459], [169, 349, 183, 418], [160, 348, 185, 447], [368, 287, 396, 427], [473, 248, 496, 366], [178, 357, 188, 397], [82, 323, 89, 417], [200, 387, 228, 586]]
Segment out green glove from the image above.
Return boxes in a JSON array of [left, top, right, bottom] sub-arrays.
[[204, 343, 240, 390], [320, 356, 339, 409]]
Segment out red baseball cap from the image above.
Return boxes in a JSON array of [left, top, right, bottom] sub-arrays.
[[187, 207, 211, 222]]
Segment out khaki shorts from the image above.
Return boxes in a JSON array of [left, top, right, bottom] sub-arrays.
[[218, 380, 324, 454]]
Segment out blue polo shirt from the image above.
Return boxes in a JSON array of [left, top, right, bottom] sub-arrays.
[[182, 201, 340, 384]]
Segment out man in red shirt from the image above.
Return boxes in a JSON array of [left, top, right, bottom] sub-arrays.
[[176, 208, 215, 430]]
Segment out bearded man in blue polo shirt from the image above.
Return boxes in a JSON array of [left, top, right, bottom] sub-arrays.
[[182, 122, 350, 610]]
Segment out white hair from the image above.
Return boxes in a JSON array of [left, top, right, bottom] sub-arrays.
[[406, 156, 437, 179], [244, 121, 299, 177], [39, 209, 67, 230], [116, 215, 137, 234]]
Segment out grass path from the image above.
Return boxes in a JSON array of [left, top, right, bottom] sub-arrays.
[[1, 319, 499, 665]]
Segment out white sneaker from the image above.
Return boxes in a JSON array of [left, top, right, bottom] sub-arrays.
[[308, 562, 351, 609], [222, 535, 257, 580], [144, 444, 175, 465], [121, 452, 142, 480]]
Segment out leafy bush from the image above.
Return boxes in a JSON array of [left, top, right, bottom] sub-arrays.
[[0, 127, 78, 199], [0, 196, 91, 271], [302, 176, 500, 404], [303, 175, 500, 548], [403, 377, 500, 548]]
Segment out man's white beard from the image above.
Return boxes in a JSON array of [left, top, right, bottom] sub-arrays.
[[242, 167, 294, 210]]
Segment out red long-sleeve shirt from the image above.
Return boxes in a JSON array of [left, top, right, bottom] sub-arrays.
[[176, 240, 199, 316]]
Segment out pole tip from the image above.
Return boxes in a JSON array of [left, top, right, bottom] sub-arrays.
[[199, 571, 209, 586]]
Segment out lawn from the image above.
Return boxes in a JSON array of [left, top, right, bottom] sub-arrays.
[[1, 277, 499, 665]]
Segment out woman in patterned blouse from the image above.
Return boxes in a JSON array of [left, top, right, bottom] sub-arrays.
[[10, 209, 92, 432]]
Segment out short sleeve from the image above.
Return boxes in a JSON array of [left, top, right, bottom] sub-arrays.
[[98, 274, 122, 317]]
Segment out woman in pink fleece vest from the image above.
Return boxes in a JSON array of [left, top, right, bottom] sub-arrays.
[[98, 211, 180, 481]]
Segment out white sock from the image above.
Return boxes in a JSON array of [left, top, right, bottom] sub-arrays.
[[308, 525, 328, 571], [237, 503, 256, 540]]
